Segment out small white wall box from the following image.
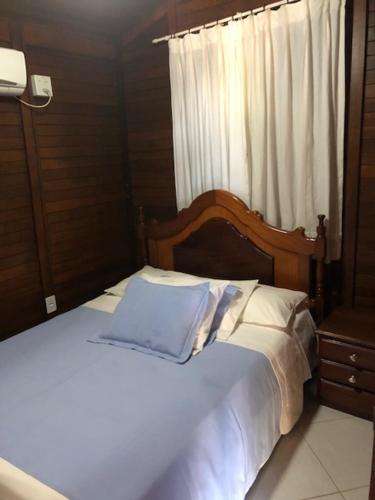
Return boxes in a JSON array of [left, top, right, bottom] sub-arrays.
[[0, 48, 27, 96], [31, 75, 53, 98], [45, 295, 57, 314]]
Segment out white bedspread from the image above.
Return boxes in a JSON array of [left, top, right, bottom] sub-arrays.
[[0, 459, 68, 500], [220, 323, 311, 434]]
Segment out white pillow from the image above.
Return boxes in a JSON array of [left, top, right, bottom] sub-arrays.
[[106, 266, 230, 354], [105, 265, 156, 297], [215, 280, 258, 340], [241, 284, 308, 330]]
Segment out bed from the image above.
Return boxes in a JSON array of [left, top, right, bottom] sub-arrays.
[[0, 190, 326, 500]]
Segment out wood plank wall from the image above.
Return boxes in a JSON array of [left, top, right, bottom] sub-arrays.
[[0, 15, 131, 339], [123, 15, 175, 222], [355, 0, 375, 308], [0, 17, 45, 338]]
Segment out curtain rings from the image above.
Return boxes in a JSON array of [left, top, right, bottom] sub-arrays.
[[254, 5, 266, 16]]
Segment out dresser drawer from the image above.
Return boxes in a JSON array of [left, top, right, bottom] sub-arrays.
[[320, 379, 375, 420], [320, 338, 375, 371], [320, 359, 375, 393]]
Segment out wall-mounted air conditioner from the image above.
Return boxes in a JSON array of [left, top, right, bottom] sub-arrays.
[[0, 48, 27, 97]]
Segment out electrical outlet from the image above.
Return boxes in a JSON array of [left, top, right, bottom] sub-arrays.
[[45, 295, 57, 314], [31, 74, 53, 98]]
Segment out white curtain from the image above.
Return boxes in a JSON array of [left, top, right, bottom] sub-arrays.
[[169, 0, 345, 260]]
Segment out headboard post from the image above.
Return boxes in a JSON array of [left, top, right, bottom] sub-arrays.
[[315, 214, 326, 323], [137, 206, 148, 266]]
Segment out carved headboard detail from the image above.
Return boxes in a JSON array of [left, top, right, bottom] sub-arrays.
[[138, 190, 326, 321]]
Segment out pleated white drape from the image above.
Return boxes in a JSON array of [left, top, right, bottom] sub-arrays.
[[169, 0, 345, 260]]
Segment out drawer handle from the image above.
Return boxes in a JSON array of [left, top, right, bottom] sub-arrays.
[[349, 353, 358, 363], [348, 375, 356, 385]]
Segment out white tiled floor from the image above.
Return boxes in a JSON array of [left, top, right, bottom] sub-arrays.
[[246, 398, 373, 500]]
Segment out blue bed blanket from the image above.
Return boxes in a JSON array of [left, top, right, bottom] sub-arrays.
[[0, 307, 281, 500]]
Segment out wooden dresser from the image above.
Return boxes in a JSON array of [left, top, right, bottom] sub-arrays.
[[317, 308, 375, 420]]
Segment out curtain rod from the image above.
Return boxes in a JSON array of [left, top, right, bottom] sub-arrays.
[[152, 0, 301, 44]]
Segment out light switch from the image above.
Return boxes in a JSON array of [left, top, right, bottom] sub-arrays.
[[31, 74, 53, 98]]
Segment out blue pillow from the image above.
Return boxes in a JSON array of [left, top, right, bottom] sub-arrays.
[[91, 276, 210, 363]]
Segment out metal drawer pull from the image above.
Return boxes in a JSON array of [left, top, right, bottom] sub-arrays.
[[348, 375, 356, 384], [349, 353, 358, 363]]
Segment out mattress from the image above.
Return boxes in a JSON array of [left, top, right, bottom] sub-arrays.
[[0, 301, 308, 500]]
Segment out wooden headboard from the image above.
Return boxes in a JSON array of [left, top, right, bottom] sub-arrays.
[[138, 190, 326, 321]]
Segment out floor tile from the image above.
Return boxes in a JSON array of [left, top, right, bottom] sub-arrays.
[[295, 402, 353, 436], [303, 416, 372, 491], [341, 486, 370, 500], [246, 427, 338, 500], [304, 495, 344, 500], [305, 401, 352, 424]]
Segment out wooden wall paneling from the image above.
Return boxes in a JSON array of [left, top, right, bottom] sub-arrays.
[[0, 18, 46, 340], [167, 0, 177, 33], [11, 21, 54, 299], [355, 0, 375, 308], [123, 13, 177, 222], [122, 2, 168, 46], [175, 0, 267, 31], [1, 12, 133, 339], [1, 0, 162, 38], [22, 21, 116, 58], [115, 43, 137, 271], [22, 20, 132, 312], [0, 17, 10, 42]]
